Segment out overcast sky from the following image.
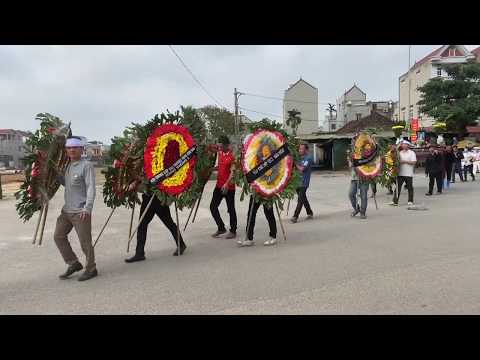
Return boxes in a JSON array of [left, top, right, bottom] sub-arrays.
[[1, 45, 478, 144]]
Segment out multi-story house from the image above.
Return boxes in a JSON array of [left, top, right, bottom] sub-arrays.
[[0, 129, 30, 169], [398, 45, 480, 129], [336, 84, 371, 129], [283, 78, 319, 136]]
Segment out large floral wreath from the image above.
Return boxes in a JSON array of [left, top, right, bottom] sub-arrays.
[[15, 113, 71, 222], [351, 132, 383, 181], [235, 119, 301, 209], [102, 107, 212, 210], [144, 124, 196, 196]]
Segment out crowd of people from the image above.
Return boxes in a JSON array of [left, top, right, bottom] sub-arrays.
[[48, 135, 478, 282], [347, 140, 480, 220]]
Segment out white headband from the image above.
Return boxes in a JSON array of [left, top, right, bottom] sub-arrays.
[[66, 138, 83, 147]]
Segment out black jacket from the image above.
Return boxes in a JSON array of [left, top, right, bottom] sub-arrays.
[[453, 151, 464, 164], [444, 152, 455, 166], [425, 152, 444, 174]]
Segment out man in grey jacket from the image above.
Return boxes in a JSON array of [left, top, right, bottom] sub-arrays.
[[54, 136, 98, 281]]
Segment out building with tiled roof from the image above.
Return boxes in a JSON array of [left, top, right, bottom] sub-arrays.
[[0, 129, 31, 169], [398, 45, 478, 130]]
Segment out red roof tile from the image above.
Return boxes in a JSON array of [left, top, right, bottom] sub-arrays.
[[472, 47, 480, 57], [411, 46, 445, 71]]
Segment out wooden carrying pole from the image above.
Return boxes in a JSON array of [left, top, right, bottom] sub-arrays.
[[37, 201, 49, 246], [32, 203, 45, 244], [183, 197, 197, 232], [127, 194, 155, 252], [174, 199, 182, 256], [128, 202, 136, 239], [274, 201, 287, 242], [93, 207, 116, 248]]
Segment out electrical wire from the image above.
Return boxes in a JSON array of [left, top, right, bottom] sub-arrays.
[[168, 45, 228, 110], [238, 106, 322, 123], [241, 91, 332, 105]]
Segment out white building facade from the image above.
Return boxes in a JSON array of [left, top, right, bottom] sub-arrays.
[[283, 78, 319, 135], [336, 84, 370, 129]]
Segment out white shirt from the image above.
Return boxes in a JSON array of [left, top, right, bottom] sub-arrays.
[[463, 150, 475, 166], [398, 149, 417, 177]]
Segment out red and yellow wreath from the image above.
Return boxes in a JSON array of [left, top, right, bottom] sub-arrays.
[[144, 124, 196, 196], [241, 129, 293, 198], [351, 132, 383, 180]]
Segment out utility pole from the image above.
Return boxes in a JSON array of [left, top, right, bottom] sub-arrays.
[[407, 45, 412, 137], [234, 88, 243, 144]]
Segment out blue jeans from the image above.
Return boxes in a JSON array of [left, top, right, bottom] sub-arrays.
[[349, 180, 368, 215]]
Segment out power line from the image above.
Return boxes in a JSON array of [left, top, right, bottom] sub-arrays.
[[238, 106, 322, 123], [241, 91, 332, 105], [168, 45, 228, 110]]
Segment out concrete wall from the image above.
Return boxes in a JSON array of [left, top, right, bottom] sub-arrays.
[[283, 80, 319, 135], [0, 133, 27, 169]]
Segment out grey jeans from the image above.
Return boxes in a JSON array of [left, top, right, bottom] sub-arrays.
[[349, 180, 369, 215]]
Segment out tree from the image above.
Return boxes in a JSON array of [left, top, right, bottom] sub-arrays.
[[286, 109, 302, 136], [326, 103, 336, 131], [418, 63, 480, 135], [198, 105, 243, 141]]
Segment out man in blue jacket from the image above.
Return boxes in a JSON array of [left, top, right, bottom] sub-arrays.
[[291, 143, 314, 223]]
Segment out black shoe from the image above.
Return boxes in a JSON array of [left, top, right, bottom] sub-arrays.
[[59, 262, 83, 279], [211, 229, 227, 238], [125, 254, 146, 263], [425, 193, 432, 196], [173, 243, 187, 256], [78, 269, 98, 282]]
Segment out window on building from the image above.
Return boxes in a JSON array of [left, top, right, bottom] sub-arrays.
[[437, 67, 442, 77], [331, 124, 336, 130], [356, 113, 362, 121], [18, 146, 22, 152]]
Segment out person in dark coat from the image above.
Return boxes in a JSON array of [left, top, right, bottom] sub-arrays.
[[452, 145, 465, 182], [443, 145, 455, 188], [425, 145, 444, 195]]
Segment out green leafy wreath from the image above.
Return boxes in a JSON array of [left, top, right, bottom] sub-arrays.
[[102, 107, 214, 210], [234, 118, 302, 210], [15, 113, 71, 222]]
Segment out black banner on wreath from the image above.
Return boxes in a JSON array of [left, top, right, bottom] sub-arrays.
[[245, 144, 290, 183], [150, 145, 197, 186], [352, 145, 378, 167]]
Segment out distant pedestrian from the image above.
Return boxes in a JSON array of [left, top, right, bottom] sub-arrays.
[[443, 145, 455, 188], [425, 145, 443, 196], [463, 143, 476, 181], [291, 143, 314, 223], [452, 146, 465, 182], [347, 153, 368, 219], [474, 148, 480, 174]]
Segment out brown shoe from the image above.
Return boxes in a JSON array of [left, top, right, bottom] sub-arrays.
[[225, 232, 236, 239], [211, 229, 227, 238], [59, 262, 83, 280], [77, 269, 98, 281]]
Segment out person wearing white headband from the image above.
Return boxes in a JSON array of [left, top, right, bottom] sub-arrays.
[[389, 140, 417, 206], [53, 136, 98, 281]]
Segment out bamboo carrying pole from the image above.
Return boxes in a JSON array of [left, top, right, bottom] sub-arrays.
[[93, 207, 117, 248], [274, 201, 287, 242], [174, 199, 182, 256], [191, 188, 204, 224], [128, 202, 136, 239], [127, 194, 155, 252], [32, 204, 45, 244], [37, 201, 49, 246], [183, 198, 197, 231], [244, 193, 256, 242]]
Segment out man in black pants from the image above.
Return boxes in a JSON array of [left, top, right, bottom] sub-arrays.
[[390, 140, 416, 206], [425, 145, 443, 196], [291, 143, 314, 223], [443, 145, 455, 188], [237, 195, 277, 247], [452, 146, 464, 182], [210, 135, 237, 239], [125, 191, 186, 263]]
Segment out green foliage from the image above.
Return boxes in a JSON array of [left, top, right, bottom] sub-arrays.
[[286, 109, 302, 136], [15, 113, 70, 222], [102, 107, 214, 210], [198, 105, 244, 142], [418, 63, 480, 134], [234, 118, 302, 210]]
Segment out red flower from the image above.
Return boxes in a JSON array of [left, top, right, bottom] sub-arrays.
[[113, 159, 124, 168], [47, 127, 57, 134]]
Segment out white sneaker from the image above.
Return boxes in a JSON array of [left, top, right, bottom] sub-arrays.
[[239, 240, 254, 247], [407, 202, 414, 206], [263, 238, 277, 246]]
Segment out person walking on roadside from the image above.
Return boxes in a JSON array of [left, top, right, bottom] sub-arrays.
[[347, 151, 368, 219], [209, 135, 237, 239], [474, 148, 480, 173], [291, 143, 314, 223], [54, 136, 98, 281], [389, 140, 416, 206], [425, 145, 443, 196], [452, 145, 464, 182], [463, 143, 476, 181], [443, 145, 455, 188]]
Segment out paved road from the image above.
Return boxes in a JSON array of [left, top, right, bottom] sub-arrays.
[[1, 172, 480, 314]]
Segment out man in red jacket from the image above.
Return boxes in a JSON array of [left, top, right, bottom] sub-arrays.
[[210, 135, 237, 239]]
